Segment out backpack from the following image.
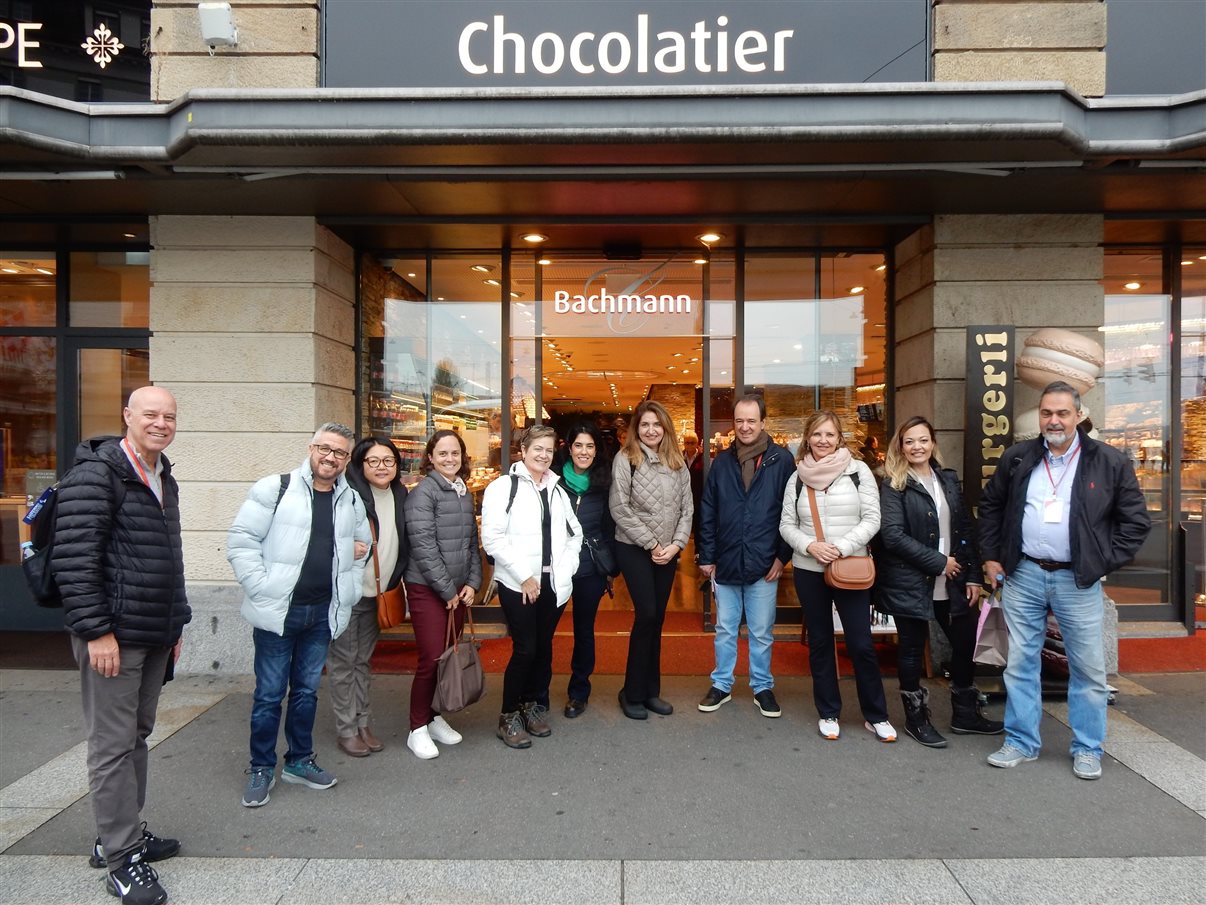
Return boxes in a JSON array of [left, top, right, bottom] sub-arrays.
[[21, 468, 125, 608], [484, 474, 575, 565]]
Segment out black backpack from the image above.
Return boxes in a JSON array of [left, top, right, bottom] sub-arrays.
[[22, 468, 125, 608]]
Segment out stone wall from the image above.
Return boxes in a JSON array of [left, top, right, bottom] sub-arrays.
[[149, 215, 355, 671]]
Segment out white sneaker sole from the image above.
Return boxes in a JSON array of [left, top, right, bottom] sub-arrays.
[[864, 722, 897, 742], [698, 693, 731, 712], [281, 770, 337, 790], [241, 775, 276, 807]]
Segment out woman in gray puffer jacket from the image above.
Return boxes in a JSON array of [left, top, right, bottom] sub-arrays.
[[402, 430, 482, 760], [610, 400, 693, 721]]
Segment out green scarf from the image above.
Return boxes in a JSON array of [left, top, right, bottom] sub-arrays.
[[562, 467, 590, 495]]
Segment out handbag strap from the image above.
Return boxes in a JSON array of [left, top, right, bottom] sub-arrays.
[[368, 518, 383, 594], [444, 602, 478, 650], [805, 485, 827, 543]]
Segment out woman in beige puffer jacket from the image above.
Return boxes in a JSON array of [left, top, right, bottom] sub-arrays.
[[609, 400, 693, 720]]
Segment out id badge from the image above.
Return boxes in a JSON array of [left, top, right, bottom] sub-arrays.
[[1043, 497, 1063, 524]]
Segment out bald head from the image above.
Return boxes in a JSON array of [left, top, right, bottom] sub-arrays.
[[123, 386, 177, 463]]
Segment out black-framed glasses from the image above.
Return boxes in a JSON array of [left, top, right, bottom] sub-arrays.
[[312, 443, 350, 461], [365, 456, 397, 468]]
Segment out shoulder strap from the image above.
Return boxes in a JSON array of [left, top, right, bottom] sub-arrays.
[[850, 470, 860, 488], [805, 484, 827, 542], [273, 473, 290, 514], [795, 475, 803, 504], [505, 473, 519, 514]]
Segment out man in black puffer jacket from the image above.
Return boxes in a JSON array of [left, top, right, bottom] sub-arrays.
[[51, 386, 189, 905]]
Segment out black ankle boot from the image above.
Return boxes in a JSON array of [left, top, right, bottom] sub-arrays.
[[950, 685, 1005, 735], [901, 688, 948, 748]]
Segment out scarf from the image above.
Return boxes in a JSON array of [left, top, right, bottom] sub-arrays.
[[439, 473, 467, 496], [736, 431, 770, 491], [796, 446, 852, 491], [561, 466, 590, 495]]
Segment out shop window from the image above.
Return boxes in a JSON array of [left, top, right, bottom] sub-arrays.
[[0, 252, 56, 327], [68, 250, 149, 327], [1181, 248, 1206, 611], [0, 336, 55, 566]]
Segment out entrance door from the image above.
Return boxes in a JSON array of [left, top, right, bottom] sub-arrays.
[[525, 253, 720, 614]]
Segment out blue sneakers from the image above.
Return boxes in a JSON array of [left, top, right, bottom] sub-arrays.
[[281, 757, 337, 790]]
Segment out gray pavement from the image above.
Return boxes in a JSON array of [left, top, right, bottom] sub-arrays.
[[1, 667, 1204, 904]]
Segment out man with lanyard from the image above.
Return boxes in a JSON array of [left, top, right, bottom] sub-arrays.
[[228, 423, 370, 807], [978, 380, 1150, 780], [696, 395, 797, 717], [52, 386, 189, 905]]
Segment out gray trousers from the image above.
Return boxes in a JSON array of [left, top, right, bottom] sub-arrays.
[[326, 595, 380, 738], [72, 634, 172, 865]]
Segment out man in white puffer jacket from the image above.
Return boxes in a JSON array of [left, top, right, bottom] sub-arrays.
[[227, 423, 370, 808]]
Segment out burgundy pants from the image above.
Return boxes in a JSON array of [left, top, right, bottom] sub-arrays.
[[405, 582, 465, 730]]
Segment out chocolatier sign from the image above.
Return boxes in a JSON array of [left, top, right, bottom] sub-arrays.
[[323, 0, 927, 88]]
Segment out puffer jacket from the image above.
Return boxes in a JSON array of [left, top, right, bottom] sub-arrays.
[[403, 472, 482, 601], [227, 459, 370, 639], [609, 445, 693, 550], [874, 467, 982, 619], [697, 438, 795, 585], [779, 459, 880, 573], [480, 464, 583, 606], [555, 466, 615, 579], [51, 436, 190, 646], [345, 468, 409, 592]]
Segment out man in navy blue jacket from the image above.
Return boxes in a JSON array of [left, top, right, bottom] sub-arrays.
[[696, 395, 797, 717]]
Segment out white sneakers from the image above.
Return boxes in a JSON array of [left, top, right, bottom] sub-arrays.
[[427, 715, 463, 745], [406, 726, 439, 760], [818, 718, 840, 740], [865, 720, 898, 742]]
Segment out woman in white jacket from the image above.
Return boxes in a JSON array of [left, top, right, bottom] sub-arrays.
[[481, 426, 582, 749], [780, 410, 895, 743]]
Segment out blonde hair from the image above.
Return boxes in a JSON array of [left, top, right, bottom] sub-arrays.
[[884, 416, 944, 491], [519, 424, 557, 450], [795, 410, 845, 463], [624, 401, 685, 470]]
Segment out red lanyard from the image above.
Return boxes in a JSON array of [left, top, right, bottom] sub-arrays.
[[1043, 442, 1080, 495], [122, 438, 161, 506]]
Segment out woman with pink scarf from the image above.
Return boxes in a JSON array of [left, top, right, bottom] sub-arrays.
[[780, 410, 895, 743]]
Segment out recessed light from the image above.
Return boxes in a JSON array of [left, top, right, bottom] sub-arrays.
[[697, 232, 722, 244], [471, 264, 494, 273], [673, 352, 683, 357], [1182, 260, 1193, 266], [772, 359, 781, 363], [1124, 281, 1142, 290], [460, 314, 467, 319], [720, 370, 728, 376], [874, 264, 887, 272], [1199, 255, 1206, 261], [793, 343, 803, 350], [1, 267, 18, 273], [681, 369, 689, 375], [537, 258, 551, 266], [35, 267, 53, 275], [511, 291, 522, 298], [522, 233, 547, 244], [123, 232, 136, 238], [407, 272, 417, 278], [694, 258, 708, 265], [689, 357, 699, 362], [667, 366, 676, 371], [850, 286, 865, 294], [483, 278, 500, 286]]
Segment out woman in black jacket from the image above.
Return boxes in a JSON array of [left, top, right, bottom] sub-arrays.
[[327, 436, 409, 758], [552, 422, 616, 719], [876, 416, 1003, 747]]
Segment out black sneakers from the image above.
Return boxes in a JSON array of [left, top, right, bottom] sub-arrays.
[[104, 849, 167, 905], [754, 689, 782, 718], [90, 822, 180, 869], [697, 686, 732, 712]]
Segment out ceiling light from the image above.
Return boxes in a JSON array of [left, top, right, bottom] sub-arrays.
[[874, 264, 887, 272], [483, 278, 500, 286], [689, 357, 699, 362], [471, 264, 493, 273], [850, 286, 865, 294], [459, 314, 467, 319], [522, 233, 547, 244], [720, 370, 728, 376], [1199, 255, 1206, 261], [673, 352, 683, 357], [667, 365, 676, 371], [511, 291, 522, 298], [1124, 281, 1142, 290], [1182, 260, 1193, 266], [407, 272, 417, 278], [697, 232, 722, 244], [694, 258, 708, 265], [36, 267, 53, 274], [537, 258, 552, 266], [437, 296, 445, 301], [772, 358, 781, 363], [793, 343, 803, 350], [1, 267, 18, 273], [123, 232, 136, 238], [681, 369, 689, 375]]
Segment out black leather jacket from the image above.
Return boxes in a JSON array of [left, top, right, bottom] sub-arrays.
[[977, 429, 1151, 589]]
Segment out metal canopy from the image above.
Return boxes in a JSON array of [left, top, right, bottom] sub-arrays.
[[2, 83, 1205, 249]]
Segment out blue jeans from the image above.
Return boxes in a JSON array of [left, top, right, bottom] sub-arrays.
[[711, 579, 779, 694], [249, 604, 332, 769], [1000, 558, 1108, 758]]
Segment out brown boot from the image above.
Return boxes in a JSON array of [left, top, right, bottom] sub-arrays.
[[337, 733, 371, 757], [497, 711, 532, 749], [358, 726, 385, 752], [520, 702, 552, 737]]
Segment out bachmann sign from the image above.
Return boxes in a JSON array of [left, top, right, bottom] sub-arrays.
[[963, 326, 1016, 515], [323, 0, 928, 88]]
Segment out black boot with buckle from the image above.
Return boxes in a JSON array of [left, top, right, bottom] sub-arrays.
[[901, 687, 948, 748]]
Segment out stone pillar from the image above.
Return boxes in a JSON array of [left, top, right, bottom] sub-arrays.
[[149, 216, 355, 672], [933, 0, 1107, 97], [149, 1, 319, 101]]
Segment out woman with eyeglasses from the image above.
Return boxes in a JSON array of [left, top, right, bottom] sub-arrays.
[[326, 436, 409, 757], [402, 430, 482, 759]]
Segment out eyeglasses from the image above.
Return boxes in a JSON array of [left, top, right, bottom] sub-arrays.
[[365, 457, 397, 468], [312, 444, 350, 461]]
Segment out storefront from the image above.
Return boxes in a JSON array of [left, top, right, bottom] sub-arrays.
[[1, 1, 1204, 668]]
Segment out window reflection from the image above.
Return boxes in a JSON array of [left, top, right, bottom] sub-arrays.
[[0, 336, 56, 566], [0, 253, 56, 328], [69, 251, 150, 328]]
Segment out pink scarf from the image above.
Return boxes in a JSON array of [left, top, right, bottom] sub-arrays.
[[796, 447, 852, 491]]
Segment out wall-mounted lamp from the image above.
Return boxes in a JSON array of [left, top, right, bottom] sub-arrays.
[[198, 2, 238, 53]]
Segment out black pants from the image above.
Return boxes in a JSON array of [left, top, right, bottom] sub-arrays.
[[794, 568, 889, 723], [617, 541, 679, 702], [895, 599, 978, 691], [498, 575, 561, 713], [566, 572, 609, 702]]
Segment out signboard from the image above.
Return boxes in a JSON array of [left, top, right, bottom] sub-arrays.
[[964, 326, 1015, 515], [323, 0, 928, 89]]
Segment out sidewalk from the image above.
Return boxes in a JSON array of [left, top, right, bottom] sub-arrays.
[[1, 667, 1203, 904]]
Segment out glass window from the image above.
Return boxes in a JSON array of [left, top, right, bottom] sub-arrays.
[[0, 336, 55, 566], [78, 348, 149, 440], [1101, 250, 1171, 609], [1181, 248, 1205, 611], [0, 253, 56, 328], [69, 251, 149, 328]]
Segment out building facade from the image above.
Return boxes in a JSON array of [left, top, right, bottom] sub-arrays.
[[1, 0, 1203, 672]]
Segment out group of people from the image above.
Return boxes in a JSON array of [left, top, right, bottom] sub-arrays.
[[50, 379, 1150, 905]]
